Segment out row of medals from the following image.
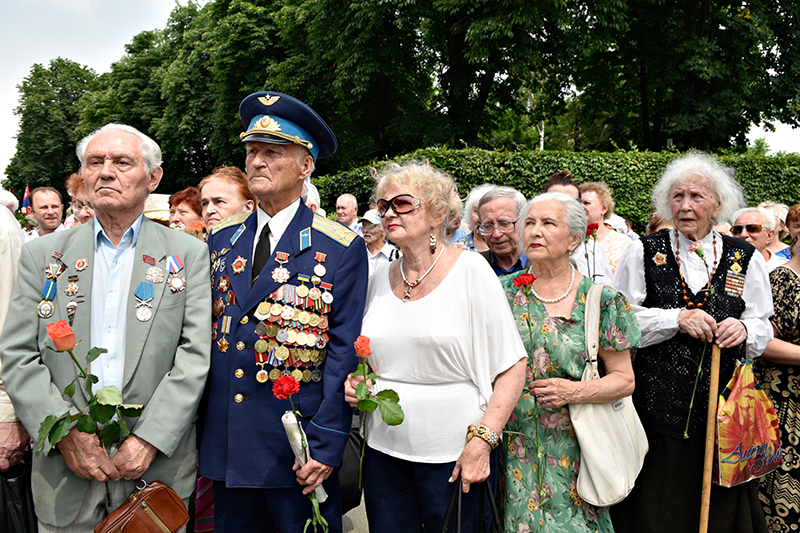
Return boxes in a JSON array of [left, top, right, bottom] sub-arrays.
[[213, 271, 332, 384]]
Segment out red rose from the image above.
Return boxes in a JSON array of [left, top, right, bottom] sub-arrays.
[[273, 375, 300, 400], [586, 223, 600, 236], [354, 336, 372, 358], [46, 321, 76, 352], [513, 273, 536, 287]]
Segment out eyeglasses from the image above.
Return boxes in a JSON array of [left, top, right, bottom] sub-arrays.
[[477, 219, 518, 236], [377, 194, 423, 216], [731, 224, 763, 235], [72, 202, 93, 212]]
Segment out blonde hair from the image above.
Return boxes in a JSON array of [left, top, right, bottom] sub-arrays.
[[374, 161, 462, 239], [579, 181, 615, 220]]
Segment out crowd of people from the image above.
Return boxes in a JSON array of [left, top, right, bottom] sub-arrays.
[[0, 90, 797, 533]]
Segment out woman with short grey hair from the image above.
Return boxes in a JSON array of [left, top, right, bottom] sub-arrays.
[[611, 152, 772, 533]]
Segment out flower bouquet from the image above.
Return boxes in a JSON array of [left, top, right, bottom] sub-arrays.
[[273, 375, 328, 533], [37, 321, 144, 456]]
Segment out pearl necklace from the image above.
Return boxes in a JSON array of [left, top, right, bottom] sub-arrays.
[[530, 264, 576, 303], [400, 246, 445, 302]]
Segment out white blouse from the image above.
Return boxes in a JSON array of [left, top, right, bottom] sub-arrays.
[[362, 252, 526, 463], [612, 230, 773, 358]]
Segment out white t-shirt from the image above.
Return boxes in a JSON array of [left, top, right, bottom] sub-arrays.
[[363, 252, 526, 463]]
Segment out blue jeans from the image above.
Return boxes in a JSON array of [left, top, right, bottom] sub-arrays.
[[363, 447, 497, 533]]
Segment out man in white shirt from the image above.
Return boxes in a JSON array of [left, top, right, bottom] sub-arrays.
[[360, 209, 397, 278], [731, 207, 788, 272], [25, 187, 65, 242], [336, 193, 361, 234]]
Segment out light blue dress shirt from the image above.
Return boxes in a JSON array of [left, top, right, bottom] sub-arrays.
[[89, 214, 143, 393]]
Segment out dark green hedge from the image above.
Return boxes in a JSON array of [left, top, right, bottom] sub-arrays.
[[318, 148, 800, 233]]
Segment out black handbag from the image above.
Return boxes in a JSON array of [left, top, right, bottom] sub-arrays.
[[338, 413, 365, 515], [1, 452, 38, 533], [440, 477, 502, 533]]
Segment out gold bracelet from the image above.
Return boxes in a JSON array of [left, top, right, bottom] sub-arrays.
[[466, 423, 499, 449]]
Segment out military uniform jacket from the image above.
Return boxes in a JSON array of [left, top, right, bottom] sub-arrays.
[[0, 218, 212, 527], [198, 202, 368, 488]]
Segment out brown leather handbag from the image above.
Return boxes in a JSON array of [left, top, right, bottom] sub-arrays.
[[94, 480, 189, 533]]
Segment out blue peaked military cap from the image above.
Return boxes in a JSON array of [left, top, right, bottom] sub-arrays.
[[239, 91, 337, 161]]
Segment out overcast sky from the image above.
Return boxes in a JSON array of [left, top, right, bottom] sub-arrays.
[[0, 0, 797, 189]]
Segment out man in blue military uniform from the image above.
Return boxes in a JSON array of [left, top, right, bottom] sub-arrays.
[[198, 92, 368, 532]]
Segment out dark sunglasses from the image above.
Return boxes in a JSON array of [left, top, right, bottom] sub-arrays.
[[377, 194, 423, 216], [731, 224, 763, 235]]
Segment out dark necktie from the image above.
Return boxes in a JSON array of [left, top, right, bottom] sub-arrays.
[[252, 222, 271, 283]]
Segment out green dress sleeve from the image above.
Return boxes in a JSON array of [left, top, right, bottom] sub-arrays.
[[597, 285, 641, 352]]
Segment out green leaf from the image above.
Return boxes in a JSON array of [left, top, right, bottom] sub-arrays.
[[96, 385, 122, 406], [355, 381, 370, 401], [85, 347, 107, 365], [101, 421, 121, 445], [378, 398, 405, 426], [119, 405, 144, 418], [76, 415, 97, 434], [366, 372, 379, 382], [64, 379, 76, 398], [357, 397, 379, 413], [49, 416, 72, 447], [37, 414, 60, 454], [116, 414, 131, 439], [375, 389, 400, 402], [84, 374, 98, 397], [354, 362, 369, 376], [89, 402, 116, 424]]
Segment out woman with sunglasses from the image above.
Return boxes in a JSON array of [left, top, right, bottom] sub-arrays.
[[753, 233, 800, 530], [611, 152, 772, 533], [344, 161, 526, 532]]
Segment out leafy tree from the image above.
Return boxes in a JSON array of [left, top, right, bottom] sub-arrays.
[[5, 58, 97, 200]]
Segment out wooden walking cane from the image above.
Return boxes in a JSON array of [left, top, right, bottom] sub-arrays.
[[699, 344, 721, 533]]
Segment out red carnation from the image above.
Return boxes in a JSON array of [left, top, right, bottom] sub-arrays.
[[586, 223, 599, 237], [273, 375, 300, 400], [513, 273, 536, 287]]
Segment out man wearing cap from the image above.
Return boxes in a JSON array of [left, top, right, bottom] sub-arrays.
[[0, 124, 211, 530], [198, 92, 368, 533], [360, 209, 397, 278]]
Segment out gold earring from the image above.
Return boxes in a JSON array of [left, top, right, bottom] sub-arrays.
[[430, 233, 437, 254]]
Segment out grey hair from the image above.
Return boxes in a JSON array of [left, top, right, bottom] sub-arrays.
[[303, 181, 321, 209], [477, 186, 526, 221], [518, 192, 587, 251], [462, 183, 495, 232], [0, 190, 19, 212], [758, 200, 789, 225], [731, 206, 776, 231], [76, 124, 162, 175], [652, 152, 744, 226]]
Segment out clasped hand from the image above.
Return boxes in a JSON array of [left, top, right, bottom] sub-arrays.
[[57, 429, 157, 482], [678, 308, 746, 348]]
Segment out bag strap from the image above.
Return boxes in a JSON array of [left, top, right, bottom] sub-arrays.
[[584, 283, 603, 368], [441, 477, 502, 533]]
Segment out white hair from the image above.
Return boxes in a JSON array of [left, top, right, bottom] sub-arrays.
[[758, 200, 789, 225], [731, 206, 776, 230], [303, 181, 321, 209], [518, 192, 587, 249], [652, 152, 744, 226], [0, 190, 19, 212], [462, 183, 495, 232], [477, 186, 526, 221], [76, 123, 162, 175]]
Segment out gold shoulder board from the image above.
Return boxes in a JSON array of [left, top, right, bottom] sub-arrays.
[[312, 214, 358, 247], [211, 212, 251, 235]]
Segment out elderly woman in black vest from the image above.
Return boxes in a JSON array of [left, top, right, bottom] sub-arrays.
[[611, 152, 773, 533]]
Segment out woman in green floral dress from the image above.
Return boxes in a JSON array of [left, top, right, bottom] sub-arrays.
[[499, 192, 641, 533]]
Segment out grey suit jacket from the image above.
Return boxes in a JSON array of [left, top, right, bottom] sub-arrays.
[[0, 217, 211, 527]]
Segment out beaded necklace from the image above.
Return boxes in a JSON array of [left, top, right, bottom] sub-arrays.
[[673, 229, 718, 309], [400, 245, 445, 302], [530, 264, 576, 303]]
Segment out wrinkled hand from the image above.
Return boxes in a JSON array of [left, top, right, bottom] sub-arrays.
[[450, 438, 491, 493], [529, 378, 576, 409], [293, 457, 333, 495], [111, 434, 157, 481], [715, 317, 747, 349], [0, 421, 30, 471], [344, 373, 370, 408], [57, 427, 120, 482], [678, 308, 717, 343]]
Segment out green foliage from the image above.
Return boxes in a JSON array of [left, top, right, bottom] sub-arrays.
[[321, 148, 800, 233]]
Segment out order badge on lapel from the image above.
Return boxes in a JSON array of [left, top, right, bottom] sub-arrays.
[[166, 255, 186, 293]]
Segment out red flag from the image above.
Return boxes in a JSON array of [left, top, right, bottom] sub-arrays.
[[21, 184, 31, 215]]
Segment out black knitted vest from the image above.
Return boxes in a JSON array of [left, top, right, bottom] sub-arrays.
[[634, 232, 755, 441]]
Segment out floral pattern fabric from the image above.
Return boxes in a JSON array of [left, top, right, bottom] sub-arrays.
[[499, 275, 641, 533], [755, 266, 800, 532]]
